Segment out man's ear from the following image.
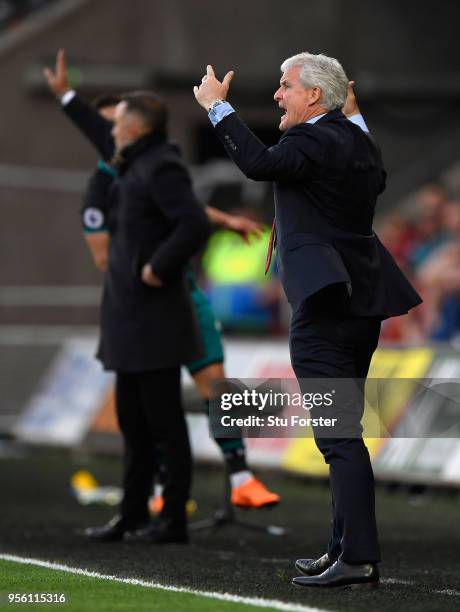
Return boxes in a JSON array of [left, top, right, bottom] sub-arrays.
[[310, 87, 322, 105]]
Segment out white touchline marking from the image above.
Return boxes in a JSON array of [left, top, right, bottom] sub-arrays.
[[0, 554, 329, 612]]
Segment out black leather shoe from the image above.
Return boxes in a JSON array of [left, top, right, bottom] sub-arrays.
[[83, 515, 148, 542], [295, 553, 335, 576], [292, 559, 379, 589], [126, 518, 189, 544]]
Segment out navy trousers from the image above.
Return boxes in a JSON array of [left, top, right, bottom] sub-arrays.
[[289, 287, 381, 564]]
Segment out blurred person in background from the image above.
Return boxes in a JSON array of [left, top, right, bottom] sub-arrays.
[[416, 200, 460, 343], [377, 213, 415, 267], [79, 93, 122, 273], [378, 190, 460, 345], [377, 214, 424, 343], [202, 207, 283, 333], [194, 53, 421, 589], [408, 182, 449, 269], [441, 198, 460, 241], [45, 81, 212, 543], [44, 50, 281, 514]]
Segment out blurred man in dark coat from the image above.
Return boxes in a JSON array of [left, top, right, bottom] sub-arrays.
[[80, 92, 210, 543], [100, 93, 210, 542], [194, 53, 421, 587]]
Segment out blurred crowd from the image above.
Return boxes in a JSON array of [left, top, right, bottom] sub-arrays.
[[377, 182, 460, 345], [198, 180, 460, 346]]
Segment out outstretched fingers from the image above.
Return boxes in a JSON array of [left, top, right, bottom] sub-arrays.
[[42, 67, 52, 82], [56, 49, 66, 76], [223, 70, 235, 89]]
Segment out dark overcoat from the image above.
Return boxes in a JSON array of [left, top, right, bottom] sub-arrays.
[[64, 96, 211, 370]]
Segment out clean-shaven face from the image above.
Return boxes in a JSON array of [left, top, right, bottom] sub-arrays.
[[99, 105, 117, 122], [111, 102, 142, 152], [273, 65, 320, 131]]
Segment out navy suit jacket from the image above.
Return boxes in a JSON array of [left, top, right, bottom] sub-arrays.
[[214, 110, 421, 318]]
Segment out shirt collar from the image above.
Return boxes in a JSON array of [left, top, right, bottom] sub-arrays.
[[305, 112, 327, 125]]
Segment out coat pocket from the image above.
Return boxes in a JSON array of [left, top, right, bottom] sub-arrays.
[[281, 232, 329, 253], [279, 236, 351, 307]]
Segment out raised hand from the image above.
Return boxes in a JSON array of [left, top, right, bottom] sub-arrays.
[[342, 80, 360, 118], [193, 64, 234, 110], [43, 49, 71, 97]]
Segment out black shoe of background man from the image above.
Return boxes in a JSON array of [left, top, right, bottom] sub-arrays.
[[292, 559, 379, 589], [126, 517, 189, 544], [295, 553, 335, 576], [83, 515, 149, 542]]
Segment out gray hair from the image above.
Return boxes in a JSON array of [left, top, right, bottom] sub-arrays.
[[280, 52, 348, 111]]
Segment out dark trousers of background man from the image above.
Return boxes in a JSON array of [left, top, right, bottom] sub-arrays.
[[289, 286, 382, 564], [115, 367, 191, 526]]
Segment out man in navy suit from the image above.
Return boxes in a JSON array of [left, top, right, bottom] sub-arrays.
[[194, 52, 421, 589]]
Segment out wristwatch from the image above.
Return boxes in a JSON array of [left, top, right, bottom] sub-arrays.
[[208, 99, 226, 113]]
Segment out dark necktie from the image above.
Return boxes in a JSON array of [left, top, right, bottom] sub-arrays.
[[264, 219, 277, 275]]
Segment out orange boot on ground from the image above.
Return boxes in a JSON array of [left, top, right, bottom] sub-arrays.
[[231, 477, 281, 509]]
